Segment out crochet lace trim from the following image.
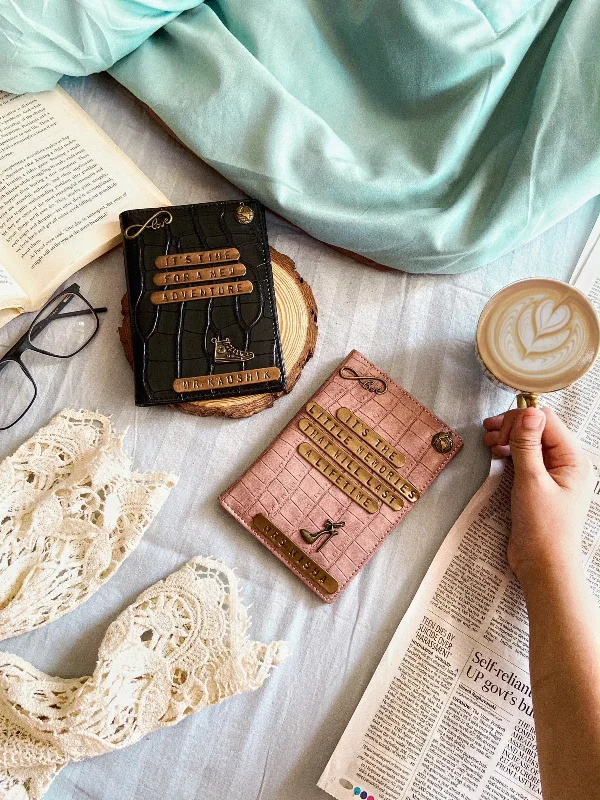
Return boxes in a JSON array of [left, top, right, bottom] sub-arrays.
[[0, 557, 287, 800], [0, 409, 177, 641]]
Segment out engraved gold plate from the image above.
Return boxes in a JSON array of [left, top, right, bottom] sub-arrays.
[[334, 406, 405, 469], [306, 401, 406, 469], [300, 412, 419, 503], [155, 248, 240, 269], [152, 263, 246, 286], [297, 443, 379, 514], [150, 281, 253, 305], [173, 367, 281, 393], [252, 514, 339, 594], [298, 421, 404, 510]]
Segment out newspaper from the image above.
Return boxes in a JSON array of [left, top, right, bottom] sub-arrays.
[[318, 236, 600, 800]]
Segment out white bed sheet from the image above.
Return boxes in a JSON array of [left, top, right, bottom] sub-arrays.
[[0, 73, 597, 800]]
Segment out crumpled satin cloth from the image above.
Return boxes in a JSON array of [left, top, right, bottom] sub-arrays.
[[0, 0, 597, 273], [0, 556, 287, 800], [0, 409, 177, 641]]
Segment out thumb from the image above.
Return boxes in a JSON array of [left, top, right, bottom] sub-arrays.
[[509, 408, 547, 479]]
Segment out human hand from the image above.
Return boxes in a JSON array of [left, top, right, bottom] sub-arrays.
[[482, 407, 594, 584]]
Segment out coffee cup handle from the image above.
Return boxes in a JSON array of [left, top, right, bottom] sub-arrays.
[[516, 393, 540, 408]]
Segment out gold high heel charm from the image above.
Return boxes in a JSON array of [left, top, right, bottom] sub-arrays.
[[300, 520, 345, 551]]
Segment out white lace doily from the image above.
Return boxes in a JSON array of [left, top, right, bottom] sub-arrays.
[[0, 410, 177, 641], [0, 557, 287, 800]]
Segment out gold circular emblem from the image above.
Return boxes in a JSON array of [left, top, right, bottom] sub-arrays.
[[235, 204, 254, 224], [431, 431, 453, 454]]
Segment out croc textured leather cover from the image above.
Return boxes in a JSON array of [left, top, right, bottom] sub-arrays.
[[220, 351, 463, 602], [120, 199, 286, 406]]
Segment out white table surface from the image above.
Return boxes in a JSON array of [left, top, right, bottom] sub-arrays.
[[1, 73, 598, 800]]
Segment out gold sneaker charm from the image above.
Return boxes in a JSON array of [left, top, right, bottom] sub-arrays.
[[212, 337, 255, 363]]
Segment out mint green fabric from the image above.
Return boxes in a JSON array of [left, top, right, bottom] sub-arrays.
[[1, 0, 598, 273]]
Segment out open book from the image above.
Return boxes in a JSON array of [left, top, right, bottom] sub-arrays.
[[0, 86, 169, 328]]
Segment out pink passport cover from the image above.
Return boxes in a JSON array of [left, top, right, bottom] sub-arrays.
[[219, 351, 463, 602]]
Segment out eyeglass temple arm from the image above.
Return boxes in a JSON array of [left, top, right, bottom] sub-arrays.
[[0, 307, 107, 377], [29, 306, 107, 341], [43, 306, 107, 318]]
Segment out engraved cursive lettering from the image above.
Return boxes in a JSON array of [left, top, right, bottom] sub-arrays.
[[124, 210, 173, 239], [339, 366, 387, 394]]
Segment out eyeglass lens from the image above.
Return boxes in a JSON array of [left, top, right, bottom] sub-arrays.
[[0, 289, 101, 429], [29, 292, 98, 357], [0, 360, 36, 430]]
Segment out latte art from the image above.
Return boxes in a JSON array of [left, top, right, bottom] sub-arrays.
[[477, 279, 599, 394], [499, 294, 583, 373]]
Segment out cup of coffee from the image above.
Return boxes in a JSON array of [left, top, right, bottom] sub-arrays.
[[476, 277, 600, 407]]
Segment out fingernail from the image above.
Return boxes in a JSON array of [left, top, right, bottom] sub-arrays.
[[521, 409, 544, 429]]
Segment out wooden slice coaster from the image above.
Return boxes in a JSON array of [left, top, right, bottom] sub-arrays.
[[119, 247, 318, 418]]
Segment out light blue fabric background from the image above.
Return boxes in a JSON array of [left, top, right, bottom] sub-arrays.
[[0, 73, 597, 800], [0, 0, 598, 273]]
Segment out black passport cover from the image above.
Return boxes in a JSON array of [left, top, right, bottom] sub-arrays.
[[120, 200, 286, 406]]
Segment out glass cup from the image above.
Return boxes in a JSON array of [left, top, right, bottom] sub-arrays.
[[476, 277, 600, 408]]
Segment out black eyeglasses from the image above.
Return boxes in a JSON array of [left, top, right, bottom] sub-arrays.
[[0, 284, 107, 430]]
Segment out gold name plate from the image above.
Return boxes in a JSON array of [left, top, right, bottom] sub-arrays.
[[153, 263, 246, 286], [297, 443, 379, 514], [336, 407, 405, 468], [173, 367, 281, 393], [151, 280, 253, 305], [305, 401, 408, 471], [299, 420, 404, 510], [252, 513, 339, 595], [155, 248, 240, 268], [301, 412, 419, 503]]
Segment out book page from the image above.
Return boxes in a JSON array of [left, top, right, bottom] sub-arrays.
[[0, 263, 27, 308], [570, 215, 599, 285], [0, 86, 169, 310], [318, 239, 600, 800]]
